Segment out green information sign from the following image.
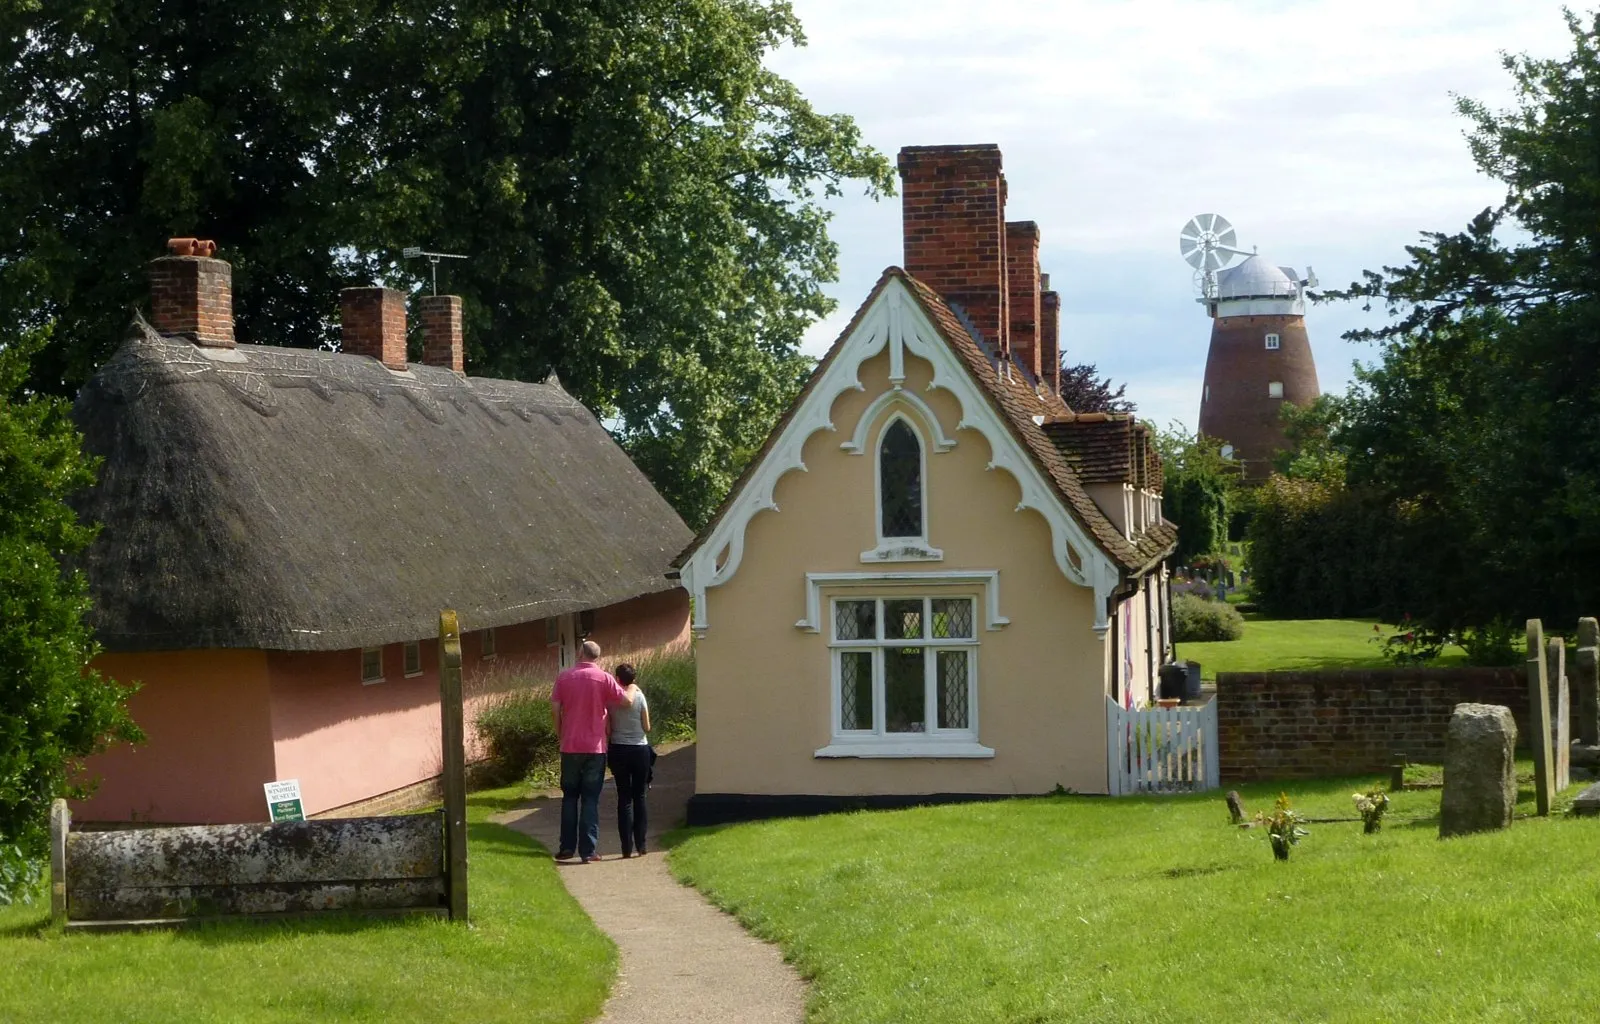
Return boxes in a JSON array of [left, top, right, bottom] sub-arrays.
[[264, 779, 305, 822]]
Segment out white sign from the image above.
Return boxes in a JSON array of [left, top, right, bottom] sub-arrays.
[[264, 779, 305, 822]]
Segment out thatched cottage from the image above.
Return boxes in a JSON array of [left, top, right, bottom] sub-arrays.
[[70, 243, 692, 824], [676, 145, 1177, 822]]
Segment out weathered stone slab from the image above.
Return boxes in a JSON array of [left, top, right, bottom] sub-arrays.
[[66, 815, 442, 892], [1440, 702, 1518, 838], [1528, 620, 1554, 815], [1573, 781, 1600, 817], [1550, 638, 1570, 792], [1578, 618, 1599, 747]]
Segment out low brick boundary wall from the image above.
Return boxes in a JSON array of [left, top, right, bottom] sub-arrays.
[[1218, 668, 1527, 782]]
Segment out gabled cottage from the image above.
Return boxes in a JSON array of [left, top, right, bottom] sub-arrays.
[[676, 145, 1177, 821], [71, 243, 692, 824]]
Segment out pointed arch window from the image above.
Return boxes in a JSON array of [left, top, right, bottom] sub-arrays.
[[880, 419, 923, 538]]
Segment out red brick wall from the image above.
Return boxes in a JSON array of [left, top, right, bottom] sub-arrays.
[[418, 294, 463, 373], [1217, 668, 1527, 782], [148, 256, 234, 348], [1198, 313, 1320, 480], [341, 286, 408, 369], [899, 144, 1008, 355], [1040, 289, 1061, 396], [1006, 221, 1041, 379]]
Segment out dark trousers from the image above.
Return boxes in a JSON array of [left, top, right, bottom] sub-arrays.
[[608, 744, 651, 855], [559, 753, 607, 858]]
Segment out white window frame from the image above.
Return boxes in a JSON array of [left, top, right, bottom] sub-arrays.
[[1265, 333, 1281, 350], [360, 646, 384, 685], [403, 641, 422, 678], [862, 412, 943, 563], [816, 595, 993, 759], [1268, 381, 1284, 399], [481, 627, 497, 660]]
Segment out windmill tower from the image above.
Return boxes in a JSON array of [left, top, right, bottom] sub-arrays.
[[1180, 215, 1321, 480]]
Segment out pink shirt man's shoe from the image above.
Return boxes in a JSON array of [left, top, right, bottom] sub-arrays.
[[552, 660, 630, 754]]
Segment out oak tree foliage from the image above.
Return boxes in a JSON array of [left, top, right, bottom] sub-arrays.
[[0, 0, 894, 527]]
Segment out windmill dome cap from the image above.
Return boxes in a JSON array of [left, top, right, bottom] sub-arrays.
[[1216, 255, 1299, 300]]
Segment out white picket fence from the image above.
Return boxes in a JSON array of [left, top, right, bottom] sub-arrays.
[[1106, 697, 1220, 795]]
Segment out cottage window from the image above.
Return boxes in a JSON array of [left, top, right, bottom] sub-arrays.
[[403, 641, 422, 678], [360, 647, 384, 684], [821, 596, 990, 757], [879, 419, 924, 539], [481, 627, 497, 659], [1265, 333, 1280, 350], [545, 617, 559, 646]]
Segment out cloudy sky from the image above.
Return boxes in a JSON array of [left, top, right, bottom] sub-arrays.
[[769, 0, 1577, 431]]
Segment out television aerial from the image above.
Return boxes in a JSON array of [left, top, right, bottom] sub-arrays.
[[1179, 214, 1253, 300]]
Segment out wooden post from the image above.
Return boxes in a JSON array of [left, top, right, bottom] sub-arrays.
[[1527, 619, 1554, 816], [50, 798, 69, 926], [1549, 637, 1570, 792], [439, 609, 468, 923]]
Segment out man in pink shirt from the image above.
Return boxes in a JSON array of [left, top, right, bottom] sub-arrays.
[[551, 639, 630, 862]]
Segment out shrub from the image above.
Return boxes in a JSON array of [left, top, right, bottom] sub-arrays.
[[1459, 619, 1523, 667], [629, 648, 697, 742], [1172, 593, 1245, 643], [473, 685, 558, 785]]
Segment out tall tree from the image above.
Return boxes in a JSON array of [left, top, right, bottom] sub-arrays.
[[1150, 422, 1238, 565], [0, 1, 893, 526], [1057, 361, 1135, 414], [1323, 9, 1600, 627], [0, 330, 141, 898]]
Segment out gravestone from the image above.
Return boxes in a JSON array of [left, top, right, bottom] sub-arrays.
[[1527, 620, 1555, 815], [1577, 618, 1600, 748], [1574, 781, 1600, 817], [1440, 703, 1518, 839], [1549, 637, 1570, 792]]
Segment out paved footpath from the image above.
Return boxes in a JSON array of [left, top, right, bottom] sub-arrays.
[[493, 743, 807, 1024]]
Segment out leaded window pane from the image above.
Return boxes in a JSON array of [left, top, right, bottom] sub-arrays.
[[883, 599, 924, 640], [880, 420, 923, 538], [931, 599, 974, 639], [835, 600, 877, 641], [884, 647, 926, 732], [840, 651, 874, 731], [938, 650, 970, 730]]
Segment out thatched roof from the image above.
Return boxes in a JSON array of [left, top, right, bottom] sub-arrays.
[[73, 320, 692, 653]]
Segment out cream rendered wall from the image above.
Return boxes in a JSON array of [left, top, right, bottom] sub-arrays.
[[695, 349, 1118, 797]]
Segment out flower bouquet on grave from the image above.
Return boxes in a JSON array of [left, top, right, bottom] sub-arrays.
[[1255, 792, 1308, 861], [1353, 786, 1390, 834]]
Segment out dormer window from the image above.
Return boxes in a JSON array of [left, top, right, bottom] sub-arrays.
[[880, 419, 923, 538], [1265, 333, 1281, 350]]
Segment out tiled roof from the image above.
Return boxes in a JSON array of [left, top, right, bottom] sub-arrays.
[[675, 267, 1175, 575]]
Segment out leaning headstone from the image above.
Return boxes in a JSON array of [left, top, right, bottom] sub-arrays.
[[1577, 618, 1600, 748], [1549, 637, 1570, 792], [1527, 619, 1554, 816], [1225, 790, 1246, 825], [1574, 780, 1600, 817], [1440, 703, 1518, 838]]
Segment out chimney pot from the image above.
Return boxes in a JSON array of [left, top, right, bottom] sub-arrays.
[[147, 245, 234, 348], [340, 287, 408, 370], [418, 294, 464, 374]]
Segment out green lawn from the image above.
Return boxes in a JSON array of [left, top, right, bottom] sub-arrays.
[[0, 786, 612, 1023], [670, 777, 1598, 1023], [1177, 615, 1470, 679]]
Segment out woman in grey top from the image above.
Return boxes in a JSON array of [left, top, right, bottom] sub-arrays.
[[607, 664, 652, 857]]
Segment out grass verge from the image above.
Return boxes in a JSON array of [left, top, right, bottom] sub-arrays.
[[0, 786, 613, 1023], [1178, 615, 1470, 679], [670, 776, 1596, 1023]]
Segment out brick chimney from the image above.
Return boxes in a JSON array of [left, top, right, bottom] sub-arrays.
[[340, 287, 407, 370], [899, 144, 1008, 355], [148, 238, 234, 348], [1041, 273, 1061, 396], [1006, 221, 1041, 381], [418, 294, 464, 374]]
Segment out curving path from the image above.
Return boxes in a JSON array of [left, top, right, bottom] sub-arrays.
[[493, 744, 807, 1024]]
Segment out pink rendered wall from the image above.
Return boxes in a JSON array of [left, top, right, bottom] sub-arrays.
[[269, 592, 689, 816], [73, 649, 276, 824]]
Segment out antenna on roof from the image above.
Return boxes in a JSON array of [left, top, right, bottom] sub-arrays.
[[401, 247, 468, 296]]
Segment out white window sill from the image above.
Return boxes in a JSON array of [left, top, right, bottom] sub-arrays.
[[859, 541, 944, 563], [814, 739, 994, 759]]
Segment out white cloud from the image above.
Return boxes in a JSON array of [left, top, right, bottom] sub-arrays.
[[775, 0, 1574, 430]]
